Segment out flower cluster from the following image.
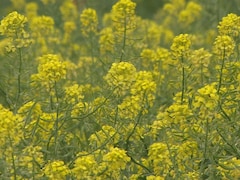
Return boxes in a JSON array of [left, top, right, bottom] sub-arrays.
[[148, 142, 172, 177], [60, 0, 78, 21], [102, 147, 131, 171], [171, 33, 191, 59], [104, 61, 137, 95], [72, 153, 97, 179], [0, 1, 240, 179], [213, 35, 235, 59], [99, 27, 115, 55], [111, 0, 136, 33], [178, 2, 202, 27], [43, 160, 70, 180], [80, 8, 98, 37], [218, 13, 240, 37], [31, 54, 66, 87], [0, 11, 27, 37], [0, 104, 23, 149], [0, 11, 31, 52], [64, 83, 84, 104]]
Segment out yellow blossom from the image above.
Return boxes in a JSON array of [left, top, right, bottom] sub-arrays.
[[43, 160, 70, 180], [104, 61, 137, 95], [111, 0, 136, 33], [80, 8, 98, 37]]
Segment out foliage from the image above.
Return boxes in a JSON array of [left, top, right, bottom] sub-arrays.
[[0, 0, 240, 179]]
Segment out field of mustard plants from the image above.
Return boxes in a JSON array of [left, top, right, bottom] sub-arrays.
[[0, 0, 240, 179]]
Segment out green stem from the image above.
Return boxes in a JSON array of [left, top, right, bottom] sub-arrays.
[[53, 81, 60, 158], [8, 136, 17, 180], [217, 52, 225, 94], [14, 48, 23, 113], [181, 56, 185, 104], [200, 117, 210, 177], [120, 16, 127, 62]]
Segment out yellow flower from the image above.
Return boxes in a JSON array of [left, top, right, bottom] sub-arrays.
[[60, 0, 78, 21], [104, 61, 137, 95], [218, 13, 240, 37], [99, 27, 115, 55], [30, 16, 54, 36], [0, 104, 23, 149], [19, 145, 44, 177], [178, 2, 202, 27], [25, 2, 38, 20], [89, 125, 120, 148], [171, 34, 191, 59], [43, 160, 70, 180], [0, 11, 27, 37], [10, 0, 26, 10], [72, 153, 97, 178], [111, 0, 136, 33], [103, 146, 130, 170], [0, 11, 31, 51], [148, 142, 172, 176], [193, 83, 219, 110], [32, 54, 66, 85], [80, 8, 98, 37], [213, 35, 235, 59], [141, 48, 157, 67], [41, 0, 55, 5], [64, 84, 84, 104]]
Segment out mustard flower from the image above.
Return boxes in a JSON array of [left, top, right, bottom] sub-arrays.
[[0, 11, 31, 52], [177, 140, 201, 172], [148, 142, 172, 176], [30, 16, 54, 36], [111, 0, 136, 33], [218, 157, 240, 179], [17, 101, 42, 120], [41, 0, 55, 5], [10, 0, 26, 10], [72, 153, 97, 178], [190, 48, 212, 68], [218, 13, 240, 37], [29, 15, 57, 53], [141, 48, 157, 67], [118, 95, 142, 119], [163, 0, 185, 16], [193, 83, 219, 110], [171, 34, 191, 59], [71, 102, 88, 117], [64, 84, 84, 104], [213, 35, 235, 59], [0, 11, 27, 37], [25, 2, 38, 20], [99, 27, 115, 55], [80, 8, 98, 37], [0, 104, 23, 149], [103, 146, 130, 170], [32, 54, 66, 86], [60, 0, 78, 21], [24, 112, 56, 143], [63, 21, 77, 44], [146, 175, 164, 180], [178, 2, 202, 27], [130, 71, 156, 107], [43, 160, 70, 180], [19, 145, 44, 177], [64, 21, 76, 34], [156, 47, 173, 69], [104, 62, 137, 95], [144, 21, 162, 48], [89, 125, 120, 148]]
